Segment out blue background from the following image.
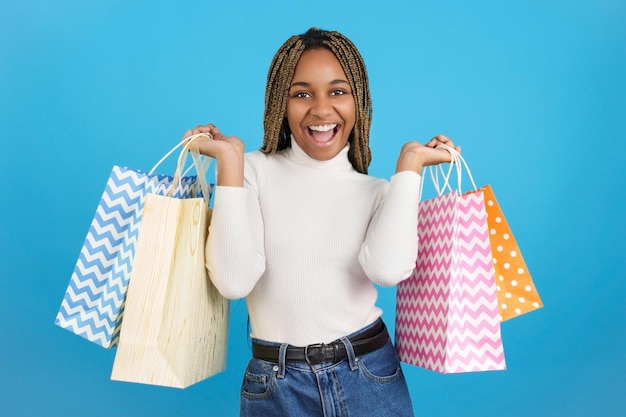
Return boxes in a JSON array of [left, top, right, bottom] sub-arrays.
[[2, 1, 625, 416]]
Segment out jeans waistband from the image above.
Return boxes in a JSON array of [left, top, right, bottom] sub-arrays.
[[252, 319, 389, 366]]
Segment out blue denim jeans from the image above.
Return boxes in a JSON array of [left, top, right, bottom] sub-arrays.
[[240, 320, 415, 417]]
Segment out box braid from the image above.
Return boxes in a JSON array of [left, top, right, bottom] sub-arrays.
[[260, 28, 373, 174]]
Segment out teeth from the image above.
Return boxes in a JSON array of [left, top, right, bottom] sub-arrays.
[[309, 124, 337, 132]]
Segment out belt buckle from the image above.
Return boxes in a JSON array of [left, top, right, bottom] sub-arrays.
[[304, 343, 328, 366]]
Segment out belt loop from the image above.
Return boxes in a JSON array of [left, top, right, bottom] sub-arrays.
[[340, 336, 358, 371], [277, 343, 288, 379]]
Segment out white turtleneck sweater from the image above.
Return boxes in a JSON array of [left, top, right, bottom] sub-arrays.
[[206, 140, 421, 346]]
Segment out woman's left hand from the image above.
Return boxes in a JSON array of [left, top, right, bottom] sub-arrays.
[[395, 134, 460, 174]]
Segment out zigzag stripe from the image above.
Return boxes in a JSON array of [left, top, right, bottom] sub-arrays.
[[399, 339, 447, 356], [102, 187, 145, 209], [60, 288, 102, 311], [75, 250, 117, 276], [55, 313, 120, 348], [445, 353, 505, 371], [396, 313, 448, 328], [447, 323, 502, 342], [70, 271, 127, 305], [60, 293, 124, 323], [447, 340, 504, 357], [85, 227, 127, 252], [447, 336, 504, 354], [80, 226, 139, 263], [57, 165, 209, 348], [396, 287, 450, 301], [80, 236, 124, 262], [446, 330, 503, 348], [65, 265, 130, 305], [403, 299, 450, 312], [91, 209, 140, 234], [447, 293, 498, 310], [448, 298, 497, 313], [457, 200, 485, 217], [72, 254, 131, 283], [66, 272, 108, 296], [63, 284, 125, 316], [457, 260, 493, 277], [98, 197, 144, 219], [108, 168, 149, 190], [57, 301, 118, 329], [458, 237, 491, 253]]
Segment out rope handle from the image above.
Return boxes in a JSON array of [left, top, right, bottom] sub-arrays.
[[149, 133, 214, 205], [149, 133, 211, 174], [418, 144, 478, 201]]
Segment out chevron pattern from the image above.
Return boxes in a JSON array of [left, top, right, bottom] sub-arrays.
[[395, 190, 506, 373], [55, 165, 206, 348]]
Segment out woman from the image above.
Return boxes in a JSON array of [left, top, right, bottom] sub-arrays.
[[186, 27, 459, 417]]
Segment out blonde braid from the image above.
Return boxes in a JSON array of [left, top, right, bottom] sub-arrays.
[[261, 36, 305, 153]]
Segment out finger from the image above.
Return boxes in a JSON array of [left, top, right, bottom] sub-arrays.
[[191, 125, 220, 141], [201, 124, 222, 137], [431, 135, 457, 151]]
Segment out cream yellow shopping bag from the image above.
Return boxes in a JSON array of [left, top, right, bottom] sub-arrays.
[[111, 135, 229, 388]]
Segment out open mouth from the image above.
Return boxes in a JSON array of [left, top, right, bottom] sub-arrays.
[[307, 123, 339, 144]]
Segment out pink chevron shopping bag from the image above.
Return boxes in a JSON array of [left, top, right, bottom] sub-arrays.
[[395, 188, 506, 373]]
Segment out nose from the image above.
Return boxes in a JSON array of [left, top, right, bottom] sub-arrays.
[[311, 95, 332, 118]]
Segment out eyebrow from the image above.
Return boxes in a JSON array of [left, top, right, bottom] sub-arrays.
[[289, 79, 350, 89]]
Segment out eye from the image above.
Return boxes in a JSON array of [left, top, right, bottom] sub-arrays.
[[330, 89, 347, 96], [293, 91, 311, 98]]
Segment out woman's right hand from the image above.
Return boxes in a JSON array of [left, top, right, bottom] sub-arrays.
[[183, 123, 244, 159], [183, 123, 245, 187]]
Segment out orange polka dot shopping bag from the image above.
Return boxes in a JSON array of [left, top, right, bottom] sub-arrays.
[[476, 184, 543, 321]]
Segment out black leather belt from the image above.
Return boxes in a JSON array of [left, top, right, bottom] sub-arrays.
[[252, 320, 389, 366]]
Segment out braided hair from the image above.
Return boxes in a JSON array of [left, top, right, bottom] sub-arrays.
[[260, 28, 373, 174]]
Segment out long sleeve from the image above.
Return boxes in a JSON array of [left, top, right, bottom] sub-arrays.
[[205, 181, 266, 300], [358, 170, 421, 287]]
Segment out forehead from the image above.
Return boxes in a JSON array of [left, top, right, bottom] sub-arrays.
[[291, 48, 348, 82]]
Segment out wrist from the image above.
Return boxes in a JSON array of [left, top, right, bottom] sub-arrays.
[[216, 150, 244, 187], [395, 153, 424, 174]]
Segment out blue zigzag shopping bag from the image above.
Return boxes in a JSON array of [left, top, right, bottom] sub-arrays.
[[55, 134, 213, 348]]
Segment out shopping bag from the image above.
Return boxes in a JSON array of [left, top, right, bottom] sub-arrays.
[[55, 135, 210, 348], [110, 140, 229, 388], [479, 185, 543, 320], [395, 147, 506, 373]]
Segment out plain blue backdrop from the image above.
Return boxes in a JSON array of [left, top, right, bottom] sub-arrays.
[[2, 1, 625, 416]]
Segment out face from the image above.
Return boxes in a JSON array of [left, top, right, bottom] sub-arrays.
[[286, 48, 356, 161]]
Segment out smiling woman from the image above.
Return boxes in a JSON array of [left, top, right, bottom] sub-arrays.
[[286, 48, 356, 161], [183, 27, 458, 417], [258, 27, 375, 174]]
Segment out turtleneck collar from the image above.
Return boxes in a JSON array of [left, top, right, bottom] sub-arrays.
[[284, 135, 354, 171]]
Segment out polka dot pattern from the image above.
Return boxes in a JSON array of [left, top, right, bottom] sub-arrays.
[[480, 185, 543, 321]]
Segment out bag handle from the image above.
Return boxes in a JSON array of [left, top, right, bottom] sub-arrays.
[[418, 144, 478, 200], [148, 133, 211, 175], [148, 133, 214, 206], [172, 134, 213, 206]]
